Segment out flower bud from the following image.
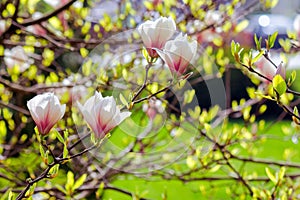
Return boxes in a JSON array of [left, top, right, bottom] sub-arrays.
[[157, 33, 197, 76], [27, 93, 66, 135], [77, 92, 131, 139], [138, 16, 176, 58]]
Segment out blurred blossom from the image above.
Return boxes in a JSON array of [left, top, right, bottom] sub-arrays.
[[138, 16, 176, 58], [77, 92, 131, 139], [0, 20, 6, 34], [196, 29, 221, 43], [4, 46, 34, 73], [26, 12, 47, 36], [54, 76, 88, 103], [205, 10, 222, 25], [142, 98, 164, 120], [293, 14, 300, 37], [157, 33, 197, 76], [27, 93, 66, 135]]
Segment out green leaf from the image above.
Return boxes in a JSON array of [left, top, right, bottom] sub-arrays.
[[234, 19, 249, 33], [54, 129, 64, 143], [0, 189, 11, 200], [6, 3, 16, 16], [49, 164, 60, 178], [294, 106, 299, 116], [8, 191, 14, 200], [186, 156, 197, 169], [63, 142, 68, 158], [35, 126, 41, 142], [80, 47, 89, 58], [96, 182, 105, 199], [265, 167, 277, 184], [258, 104, 267, 114], [231, 40, 236, 57], [25, 183, 36, 198], [56, 184, 67, 194], [183, 89, 195, 104], [64, 129, 69, 140], [288, 70, 296, 87], [73, 174, 87, 190], [39, 144, 45, 160], [272, 74, 287, 96], [254, 34, 262, 50], [119, 93, 129, 108], [65, 171, 75, 195], [279, 38, 291, 52], [287, 30, 297, 40], [268, 31, 278, 49], [278, 167, 286, 182]]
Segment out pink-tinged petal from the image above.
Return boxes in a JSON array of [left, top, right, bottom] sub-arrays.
[[27, 93, 65, 135], [160, 33, 197, 76], [105, 111, 131, 133], [275, 62, 286, 79], [78, 91, 131, 138], [138, 16, 176, 58]]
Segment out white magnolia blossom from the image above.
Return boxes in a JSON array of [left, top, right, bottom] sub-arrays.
[[4, 46, 34, 72], [77, 92, 131, 138], [142, 98, 164, 120], [138, 16, 176, 58], [27, 93, 66, 135], [158, 33, 197, 76]]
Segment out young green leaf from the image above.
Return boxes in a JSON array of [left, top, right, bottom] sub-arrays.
[[265, 167, 277, 184], [186, 156, 197, 169], [269, 31, 278, 49], [119, 93, 129, 108], [183, 89, 195, 104], [54, 129, 64, 143], [254, 34, 262, 50], [63, 142, 68, 158], [272, 74, 287, 96], [234, 19, 249, 33], [287, 70, 296, 87], [49, 164, 60, 178], [96, 182, 105, 199], [278, 167, 286, 182], [73, 174, 87, 190], [65, 171, 75, 195]]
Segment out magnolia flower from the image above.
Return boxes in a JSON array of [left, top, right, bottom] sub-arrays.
[[77, 92, 131, 139], [27, 93, 66, 135], [138, 16, 176, 58], [293, 14, 300, 37], [142, 98, 164, 120], [4, 46, 34, 73], [158, 33, 197, 76]]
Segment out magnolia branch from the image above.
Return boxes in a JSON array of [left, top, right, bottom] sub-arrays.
[[15, 143, 98, 200]]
